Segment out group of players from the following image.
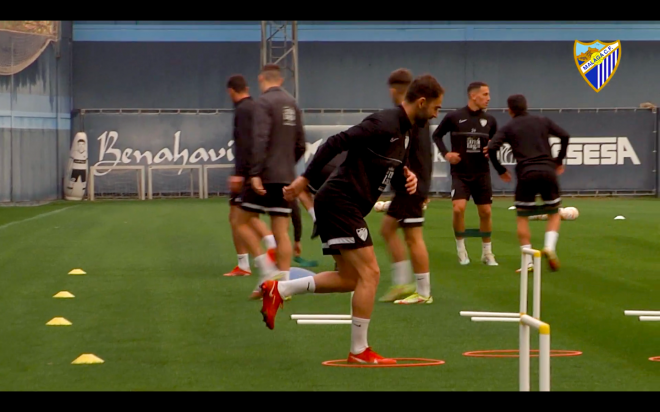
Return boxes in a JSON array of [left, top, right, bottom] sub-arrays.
[[224, 64, 570, 364]]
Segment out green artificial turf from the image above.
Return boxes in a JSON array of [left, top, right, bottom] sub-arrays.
[[0, 197, 657, 391]]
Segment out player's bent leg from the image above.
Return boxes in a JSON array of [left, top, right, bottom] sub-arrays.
[[225, 205, 251, 277], [249, 216, 277, 263], [476, 203, 497, 266], [378, 214, 414, 302], [260, 255, 359, 330], [394, 226, 432, 304], [270, 214, 292, 274], [452, 199, 470, 264], [340, 246, 395, 364]]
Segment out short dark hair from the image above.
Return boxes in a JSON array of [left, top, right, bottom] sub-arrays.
[[507, 94, 528, 115], [227, 74, 248, 92], [260, 64, 282, 81], [467, 81, 488, 94], [404, 74, 444, 103], [388, 68, 413, 86]]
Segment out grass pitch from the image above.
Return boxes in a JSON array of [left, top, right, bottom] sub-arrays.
[[0, 197, 658, 390]]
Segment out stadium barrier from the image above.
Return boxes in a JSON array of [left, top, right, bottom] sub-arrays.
[[72, 107, 659, 200]]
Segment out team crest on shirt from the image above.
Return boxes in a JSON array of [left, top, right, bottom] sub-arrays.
[[574, 40, 621, 92], [480, 118, 487, 127], [356, 228, 368, 241]]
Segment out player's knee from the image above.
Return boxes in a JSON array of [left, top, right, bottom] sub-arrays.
[[359, 259, 380, 286], [478, 207, 491, 220], [453, 203, 466, 215], [403, 229, 422, 248]]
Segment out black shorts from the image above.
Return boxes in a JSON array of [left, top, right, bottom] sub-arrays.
[[314, 191, 372, 255], [386, 193, 426, 227], [239, 183, 293, 216], [229, 191, 242, 206], [514, 170, 561, 210], [451, 173, 492, 205]]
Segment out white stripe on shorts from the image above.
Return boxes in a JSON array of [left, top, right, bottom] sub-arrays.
[[327, 237, 355, 245]]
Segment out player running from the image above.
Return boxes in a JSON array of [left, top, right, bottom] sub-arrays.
[[378, 68, 434, 305], [260, 75, 444, 364], [486, 94, 570, 271]]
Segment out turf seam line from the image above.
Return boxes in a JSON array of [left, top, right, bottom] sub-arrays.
[[0, 206, 79, 231]]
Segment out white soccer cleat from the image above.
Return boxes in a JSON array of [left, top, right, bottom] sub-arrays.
[[458, 249, 470, 265], [481, 253, 499, 266]]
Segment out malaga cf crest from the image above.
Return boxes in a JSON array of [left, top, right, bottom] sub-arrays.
[[574, 40, 621, 92]]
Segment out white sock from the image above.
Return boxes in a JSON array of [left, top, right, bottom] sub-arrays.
[[281, 270, 290, 281], [392, 260, 412, 285], [544, 231, 559, 251], [351, 316, 370, 355], [278, 276, 315, 297], [456, 238, 465, 251], [263, 235, 277, 250], [254, 254, 276, 283], [482, 242, 492, 255], [415, 273, 430, 297], [237, 254, 250, 272], [308, 207, 316, 222]]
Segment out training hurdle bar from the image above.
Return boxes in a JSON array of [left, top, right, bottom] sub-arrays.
[[291, 292, 354, 325], [460, 248, 551, 391], [624, 310, 660, 321]]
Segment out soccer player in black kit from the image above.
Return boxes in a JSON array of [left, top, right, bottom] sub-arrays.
[[379, 68, 434, 305], [260, 75, 444, 364], [487, 94, 570, 271], [433, 82, 499, 266]]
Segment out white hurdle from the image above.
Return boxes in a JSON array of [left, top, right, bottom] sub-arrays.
[[459, 247, 551, 391], [290, 292, 354, 325], [624, 310, 660, 321]]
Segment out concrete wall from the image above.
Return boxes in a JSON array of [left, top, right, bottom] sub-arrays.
[[0, 21, 72, 203]]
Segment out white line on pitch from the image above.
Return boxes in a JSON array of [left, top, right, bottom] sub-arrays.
[[0, 206, 78, 231]]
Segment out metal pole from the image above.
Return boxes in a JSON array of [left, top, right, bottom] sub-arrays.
[[292, 21, 299, 102]]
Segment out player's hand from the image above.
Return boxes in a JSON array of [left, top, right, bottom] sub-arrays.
[[445, 152, 461, 164], [294, 241, 302, 257], [283, 176, 309, 201], [250, 176, 266, 195], [404, 166, 417, 194], [556, 164, 565, 175], [482, 147, 489, 158], [499, 171, 512, 183], [228, 175, 244, 194]]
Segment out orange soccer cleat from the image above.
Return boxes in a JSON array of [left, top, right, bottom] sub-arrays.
[[347, 347, 397, 364], [223, 266, 251, 277], [267, 248, 277, 264], [260, 280, 283, 329]]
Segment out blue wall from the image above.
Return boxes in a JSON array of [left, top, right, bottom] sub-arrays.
[[72, 40, 660, 110], [0, 21, 72, 203], [72, 21, 660, 42]]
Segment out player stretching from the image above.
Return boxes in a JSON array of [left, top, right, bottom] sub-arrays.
[[261, 75, 444, 364], [234, 64, 306, 297], [224, 74, 277, 277], [378, 68, 434, 304], [486, 94, 570, 271], [432, 82, 498, 265]]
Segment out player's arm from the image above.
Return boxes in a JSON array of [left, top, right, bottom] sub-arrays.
[[431, 115, 452, 157], [487, 129, 509, 176], [294, 106, 306, 163], [301, 116, 381, 183], [545, 118, 570, 165], [234, 105, 253, 177], [248, 98, 272, 178], [291, 199, 302, 243]]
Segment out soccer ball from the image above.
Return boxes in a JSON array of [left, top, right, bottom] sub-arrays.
[[382, 201, 391, 212], [561, 206, 579, 220], [374, 201, 385, 212]]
